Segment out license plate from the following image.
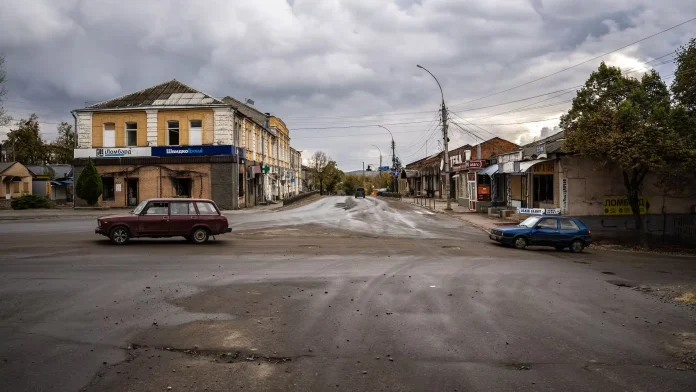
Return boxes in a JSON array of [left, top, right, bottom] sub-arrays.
[[490, 234, 501, 241]]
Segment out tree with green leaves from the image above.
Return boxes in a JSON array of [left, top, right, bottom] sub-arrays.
[[665, 39, 696, 192], [0, 53, 10, 127], [561, 62, 681, 246], [323, 161, 344, 194], [342, 174, 362, 195], [3, 114, 48, 164], [49, 122, 76, 164], [76, 159, 103, 206]]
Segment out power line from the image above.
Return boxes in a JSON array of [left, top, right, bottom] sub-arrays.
[[290, 119, 436, 131], [448, 17, 695, 109]]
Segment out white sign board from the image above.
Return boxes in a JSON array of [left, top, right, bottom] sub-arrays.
[[518, 208, 545, 215], [74, 147, 152, 158], [545, 208, 561, 215], [115, 183, 122, 192], [560, 178, 568, 214]]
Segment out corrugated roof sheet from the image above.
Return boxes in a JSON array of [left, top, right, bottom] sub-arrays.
[[222, 96, 268, 129], [0, 162, 16, 175], [86, 80, 224, 109]]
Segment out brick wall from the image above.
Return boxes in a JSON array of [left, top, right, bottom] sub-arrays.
[[472, 137, 519, 160], [210, 163, 234, 210], [74, 162, 213, 207]]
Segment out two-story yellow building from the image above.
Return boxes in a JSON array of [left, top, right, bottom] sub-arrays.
[[72, 80, 242, 209]]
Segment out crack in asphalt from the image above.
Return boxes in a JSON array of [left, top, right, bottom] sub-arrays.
[[141, 344, 312, 364]]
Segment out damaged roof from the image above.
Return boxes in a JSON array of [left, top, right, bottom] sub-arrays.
[[80, 80, 226, 110], [222, 96, 268, 129]]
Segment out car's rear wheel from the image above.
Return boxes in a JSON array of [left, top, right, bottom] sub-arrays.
[[570, 239, 585, 253], [513, 236, 528, 250], [190, 227, 209, 244], [554, 246, 565, 251], [110, 227, 130, 245]]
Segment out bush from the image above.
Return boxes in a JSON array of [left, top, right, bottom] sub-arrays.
[[11, 194, 53, 210], [76, 158, 103, 206]]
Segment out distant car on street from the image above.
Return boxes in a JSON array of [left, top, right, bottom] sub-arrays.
[[95, 198, 231, 245], [489, 216, 591, 253], [355, 187, 366, 198]]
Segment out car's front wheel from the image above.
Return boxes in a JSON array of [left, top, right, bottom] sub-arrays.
[[570, 239, 585, 253], [513, 236, 528, 250], [190, 227, 209, 244], [110, 226, 130, 245]]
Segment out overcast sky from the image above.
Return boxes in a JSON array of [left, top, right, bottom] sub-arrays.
[[0, 0, 693, 171]]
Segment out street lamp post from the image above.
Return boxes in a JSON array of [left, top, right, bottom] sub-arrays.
[[377, 125, 397, 192], [372, 145, 382, 168], [417, 64, 451, 211]]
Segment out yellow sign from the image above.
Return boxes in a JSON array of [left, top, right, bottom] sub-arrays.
[[45, 182, 51, 197], [603, 196, 651, 215], [532, 161, 554, 174]]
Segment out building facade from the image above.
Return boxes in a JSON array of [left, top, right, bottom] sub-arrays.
[[0, 162, 33, 209], [72, 80, 242, 209]]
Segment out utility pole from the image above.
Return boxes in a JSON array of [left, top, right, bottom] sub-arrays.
[[417, 64, 451, 210], [233, 117, 239, 210], [362, 162, 365, 189]]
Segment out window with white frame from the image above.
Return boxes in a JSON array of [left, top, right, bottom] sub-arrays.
[[126, 122, 137, 146], [167, 120, 180, 145], [189, 120, 202, 145], [103, 123, 116, 147]]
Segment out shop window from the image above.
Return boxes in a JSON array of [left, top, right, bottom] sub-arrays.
[[170, 202, 196, 215], [189, 120, 202, 145], [167, 120, 180, 145], [102, 177, 115, 201], [103, 123, 116, 147], [126, 122, 138, 146], [533, 175, 554, 203], [173, 178, 191, 197]]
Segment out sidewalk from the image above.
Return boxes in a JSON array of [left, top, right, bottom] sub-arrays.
[[401, 197, 516, 232], [0, 202, 283, 221]]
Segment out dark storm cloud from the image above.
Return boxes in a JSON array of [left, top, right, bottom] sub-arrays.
[[0, 0, 693, 170]]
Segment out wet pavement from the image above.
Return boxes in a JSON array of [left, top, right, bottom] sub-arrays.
[[0, 196, 695, 391]]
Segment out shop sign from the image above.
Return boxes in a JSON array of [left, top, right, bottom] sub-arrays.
[[560, 178, 568, 214], [74, 147, 152, 158], [151, 145, 235, 157], [545, 208, 561, 215], [465, 160, 486, 169], [451, 163, 466, 172], [518, 208, 545, 215], [477, 185, 491, 195], [467, 172, 476, 181], [603, 196, 651, 215], [532, 161, 554, 174], [536, 144, 545, 153]]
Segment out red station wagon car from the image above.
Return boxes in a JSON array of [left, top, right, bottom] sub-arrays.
[[95, 198, 232, 244]]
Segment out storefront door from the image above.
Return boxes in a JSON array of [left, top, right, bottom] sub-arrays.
[[468, 181, 477, 210], [127, 178, 139, 206]]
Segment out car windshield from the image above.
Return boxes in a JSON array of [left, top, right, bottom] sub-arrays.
[[519, 216, 541, 228], [131, 200, 149, 215]]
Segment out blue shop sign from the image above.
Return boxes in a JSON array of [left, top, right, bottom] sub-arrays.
[[151, 145, 235, 157]]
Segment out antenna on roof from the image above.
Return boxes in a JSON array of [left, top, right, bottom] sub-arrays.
[[245, 98, 255, 106]]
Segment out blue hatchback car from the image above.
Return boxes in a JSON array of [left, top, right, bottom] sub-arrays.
[[489, 216, 592, 253]]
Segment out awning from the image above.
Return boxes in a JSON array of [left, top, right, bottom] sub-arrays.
[[478, 163, 499, 177], [519, 159, 549, 173], [402, 170, 420, 179]]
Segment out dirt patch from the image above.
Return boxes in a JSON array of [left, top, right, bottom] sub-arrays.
[[674, 291, 696, 305]]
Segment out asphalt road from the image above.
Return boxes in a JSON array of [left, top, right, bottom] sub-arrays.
[[1, 196, 695, 391]]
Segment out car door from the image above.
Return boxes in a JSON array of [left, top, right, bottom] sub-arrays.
[[169, 201, 198, 235], [531, 218, 559, 246], [138, 201, 170, 235], [559, 218, 581, 246], [195, 201, 223, 233]]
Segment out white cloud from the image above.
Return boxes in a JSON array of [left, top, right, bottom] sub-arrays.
[[0, 0, 693, 170]]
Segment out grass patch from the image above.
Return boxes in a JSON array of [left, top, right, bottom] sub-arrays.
[[674, 291, 696, 304]]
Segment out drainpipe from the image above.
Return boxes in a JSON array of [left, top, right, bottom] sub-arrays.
[[71, 111, 77, 209]]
